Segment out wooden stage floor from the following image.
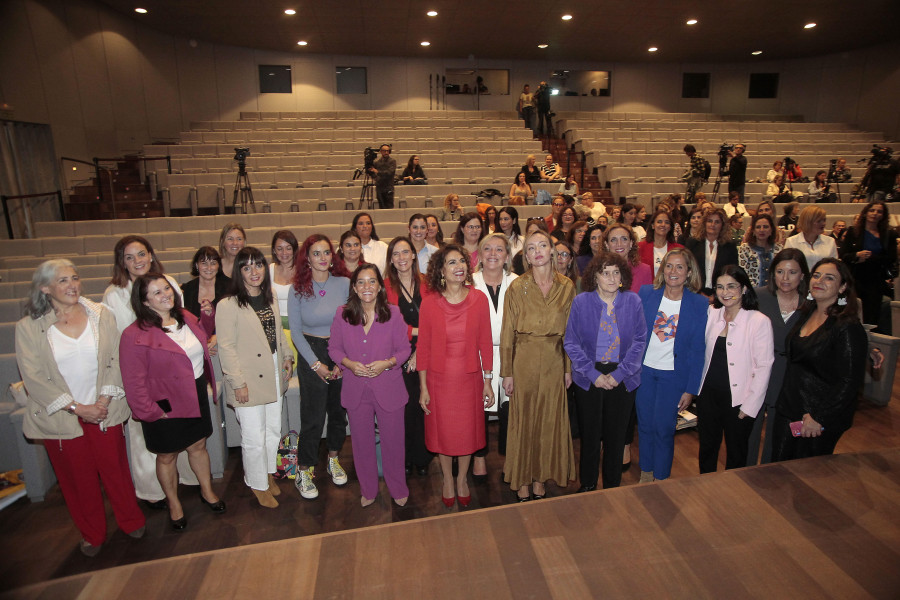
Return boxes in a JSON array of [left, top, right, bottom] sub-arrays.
[[4, 448, 899, 600]]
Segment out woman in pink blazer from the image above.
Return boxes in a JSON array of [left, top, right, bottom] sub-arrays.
[[329, 264, 411, 507], [697, 264, 774, 473]]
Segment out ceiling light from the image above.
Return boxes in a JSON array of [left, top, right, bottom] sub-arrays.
[[427, 10, 438, 17], [804, 23, 816, 29], [284, 9, 296, 15], [561, 14, 573, 21], [421, 41, 431, 46], [134, 7, 147, 13], [752, 50, 763, 55], [538, 44, 549, 49], [648, 47, 658, 52], [297, 40, 308, 46], [686, 19, 697, 25]]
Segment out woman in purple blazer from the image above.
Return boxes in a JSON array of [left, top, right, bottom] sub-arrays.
[[329, 264, 411, 507], [120, 273, 224, 531]]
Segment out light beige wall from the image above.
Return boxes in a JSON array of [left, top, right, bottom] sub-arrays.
[[2, 0, 898, 164]]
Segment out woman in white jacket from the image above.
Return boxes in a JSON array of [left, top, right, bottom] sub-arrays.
[[471, 233, 518, 478]]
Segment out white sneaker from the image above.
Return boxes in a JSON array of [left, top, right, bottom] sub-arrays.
[[326, 456, 348, 486], [296, 467, 318, 499]]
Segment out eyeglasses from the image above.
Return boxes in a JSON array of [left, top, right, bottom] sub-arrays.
[[464, 225, 481, 231], [557, 252, 571, 258], [552, 203, 565, 208]]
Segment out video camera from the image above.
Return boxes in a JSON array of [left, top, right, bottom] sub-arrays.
[[717, 143, 734, 169], [869, 144, 893, 164], [233, 147, 251, 162]]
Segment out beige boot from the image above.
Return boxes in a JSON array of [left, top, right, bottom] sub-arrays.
[[252, 487, 279, 508], [639, 470, 655, 483], [268, 473, 282, 496]]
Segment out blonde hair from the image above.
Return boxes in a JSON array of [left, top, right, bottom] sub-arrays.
[[443, 193, 460, 212], [523, 229, 556, 268], [477, 233, 513, 272], [796, 205, 827, 235], [652, 247, 702, 293]]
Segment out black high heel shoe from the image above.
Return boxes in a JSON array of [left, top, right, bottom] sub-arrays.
[[199, 491, 227, 514], [169, 515, 187, 531]]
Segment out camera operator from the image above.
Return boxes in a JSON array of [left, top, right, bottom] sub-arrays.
[[863, 146, 900, 202], [682, 144, 706, 203], [725, 144, 747, 201], [535, 81, 553, 136], [833, 157, 852, 182], [368, 144, 397, 209]]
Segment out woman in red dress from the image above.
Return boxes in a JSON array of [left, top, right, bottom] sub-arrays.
[[418, 243, 495, 508]]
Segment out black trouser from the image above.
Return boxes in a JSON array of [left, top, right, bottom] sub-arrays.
[[538, 109, 552, 136], [297, 335, 347, 467], [575, 363, 633, 489], [376, 185, 394, 209], [697, 389, 755, 473], [770, 413, 844, 462], [402, 368, 433, 468]]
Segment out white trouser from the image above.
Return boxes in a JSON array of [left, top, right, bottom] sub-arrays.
[[127, 418, 199, 501], [234, 353, 284, 491]]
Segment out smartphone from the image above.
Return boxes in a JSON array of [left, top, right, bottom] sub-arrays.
[[789, 421, 803, 437], [156, 399, 173, 413]]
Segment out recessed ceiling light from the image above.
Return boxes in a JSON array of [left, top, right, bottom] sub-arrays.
[[648, 47, 658, 52], [420, 41, 431, 46], [538, 44, 549, 49], [686, 19, 697, 25], [427, 10, 438, 17], [561, 14, 573, 21], [134, 7, 147, 13], [804, 23, 816, 29], [297, 40, 308, 46], [284, 9, 296, 15], [752, 50, 763, 55]]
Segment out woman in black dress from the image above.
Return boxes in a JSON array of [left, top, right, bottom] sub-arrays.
[[181, 246, 229, 345]]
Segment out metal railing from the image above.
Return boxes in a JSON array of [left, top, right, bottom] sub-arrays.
[[59, 155, 171, 220]]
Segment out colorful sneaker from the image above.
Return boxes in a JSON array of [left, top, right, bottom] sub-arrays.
[[296, 467, 318, 499], [326, 456, 348, 486]]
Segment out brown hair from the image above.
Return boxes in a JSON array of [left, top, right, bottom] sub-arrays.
[[581, 251, 633, 293]]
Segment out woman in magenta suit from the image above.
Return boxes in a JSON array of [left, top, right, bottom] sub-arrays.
[[329, 264, 411, 507], [417, 243, 494, 507]]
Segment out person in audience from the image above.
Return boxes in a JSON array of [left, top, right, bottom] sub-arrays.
[[425, 214, 445, 248], [512, 218, 549, 275], [521, 155, 543, 184], [497, 206, 524, 257], [441, 193, 464, 222], [784, 206, 837, 271], [755, 199, 775, 219], [605, 224, 653, 293], [726, 143, 747, 201], [772, 259, 867, 461], [383, 237, 433, 478], [840, 201, 898, 329], [518, 83, 535, 129], [783, 157, 803, 182], [535, 81, 553, 136], [862, 151, 900, 202], [401, 155, 427, 185], [749, 249, 809, 465], [269, 231, 300, 365], [682, 144, 706, 203], [682, 206, 705, 244], [329, 264, 411, 507], [636, 204, 651, 231], [509, 172, 534, 204], [738, 213, 782, 288], [418, 244, 494, 507], [830, 219, 847, 242], [180, 246, 228, 347], [218, 223, 246, 280], [565, 252, 646, 491], [777, 201, 800, 231], [617, 203, 646, 243], [697, 265, 773, 473], [567, 220, 589, 260], [288, 234, 352, 500], [453, 212, 485, 267], [338, 229, 367, 273], [729, 214, 745, 244], [121, 272, 225, 526], [636, 248, 707, 482], [368, 143, 396, 208], [216, 249, 292, 508], [408, 213, 437, 272], [482, 204, 499, 234], [597, 214, 609, 228], [471, 233, 518, 477], [723, 190, 747, 219], [686, 207, 739, 296], [551, 206, 578, 241], [579, 191, 606, 222], [544, 196, 565, 231], [766, 160, 783, 183], [352, 212, 388, 273], [559, 173, 579, 197], [16, 259, 145, 556], [542, 154, 563, 182], [610, 205, 622, 223], [639, 207, 683, 277], [692, 192, 708, 211], [575, 224, 604, 274], [808, 170, 828, 202], [501, 229, 576, 501], [103, 235, 197, 508], [834, 157, 852, 182], [554, 239, 579, 287]]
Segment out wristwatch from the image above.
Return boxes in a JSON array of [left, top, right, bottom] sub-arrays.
[[483, 373, 493, 380], [66, 403, 78, 415]]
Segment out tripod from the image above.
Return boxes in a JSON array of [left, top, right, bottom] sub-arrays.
[[232, 161, 256, 214], [358, 172, 375, 210], [710, 168, 726, 203]]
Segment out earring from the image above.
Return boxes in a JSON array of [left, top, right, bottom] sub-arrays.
[[807, 292, 814, 301], [440, 274, 445, 287], [837, 295, 848, 306]]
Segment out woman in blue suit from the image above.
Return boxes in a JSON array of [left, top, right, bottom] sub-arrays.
[[636, 247, 707, 482]]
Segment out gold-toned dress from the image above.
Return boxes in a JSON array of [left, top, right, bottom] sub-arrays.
[[500, 271, 576, 489]]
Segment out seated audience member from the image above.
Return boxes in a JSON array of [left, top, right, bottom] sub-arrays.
[[833, 157, 852, 182], [738, 213, 782, 287], [509, 172, 534, 204], [729, 214, 745, 244], [401, 155, 427, 185], [723, 191, 747, 219], [441, 193, 463, 222], [352, 212, 388, 273], [541, 154, 564, 182], [808, 170, 828, 202], [766, 160, 784, 183], [579, 191, 606, 222], [521, 155, 543, 184], [558, 173, 579, 197], [784, 206, 837, 271], [783, 157, 803, 182], [777, 201, 800, 231]]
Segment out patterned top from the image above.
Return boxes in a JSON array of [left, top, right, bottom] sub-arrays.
[[248, 293, 277, 353], [596, 307, 620, 363], [738, 242, 783, 288]]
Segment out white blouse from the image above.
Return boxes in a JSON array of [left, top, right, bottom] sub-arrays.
[[49, 323, 98, 405], [164, 323, 205, 378]]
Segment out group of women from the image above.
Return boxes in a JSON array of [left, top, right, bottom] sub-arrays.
[[14, 199, 881, 552]]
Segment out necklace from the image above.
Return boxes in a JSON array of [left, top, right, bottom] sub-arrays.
[[777, 293, 798, 318], [313, 277, 328, 297]]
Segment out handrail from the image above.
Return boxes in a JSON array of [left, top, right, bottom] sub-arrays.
[[2, 190, 64, 239], [60, 156, 110, 170]]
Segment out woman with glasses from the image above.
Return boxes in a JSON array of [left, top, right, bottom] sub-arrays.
[[453, 212, 486, 268]]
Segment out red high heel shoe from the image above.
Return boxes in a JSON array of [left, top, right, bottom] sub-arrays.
[[457, 495, 471, 507], [442, 496, 456, 508]]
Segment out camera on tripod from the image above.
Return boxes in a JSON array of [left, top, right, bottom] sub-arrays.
[[353, 146, 386, 180], [869, 144, 893, 164], [234, 147, 251, 162], [717, 143, 734, 169]]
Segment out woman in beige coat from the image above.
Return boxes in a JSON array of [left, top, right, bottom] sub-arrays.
[[216, 247, 293, 508]]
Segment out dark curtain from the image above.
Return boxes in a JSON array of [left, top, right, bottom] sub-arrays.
[[0, 120, 60, 239]]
